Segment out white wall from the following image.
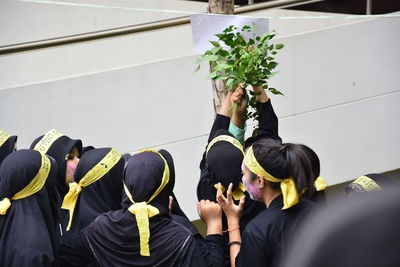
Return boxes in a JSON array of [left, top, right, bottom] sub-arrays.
[[1, 7, 399, 219]]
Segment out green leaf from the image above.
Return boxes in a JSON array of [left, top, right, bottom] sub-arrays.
[[275, 44, 284, 49], [206, 71, 218, 80], [210, 40, 220, 47], [267, 71, 280, 79], [198, 55, 218, 63], [194, 64, 200, 72], [217, 49, 229, 57], [214, 75, 229, 80], [213, 63, 231, 72], [226, 79, 235, 88], [269, 88, 284, 95], [271, 51, 277, 55], [269, 62, 278, 69]]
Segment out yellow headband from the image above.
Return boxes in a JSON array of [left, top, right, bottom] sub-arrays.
[[34, 129, 64, 155], [314, 176, 327, 191], [352, 176, 382, 192], [214, 182, 246, 201], [206, 135, 244, 156], [123, 149, 170, 256], [61, 148, 121, 231], [244, 146, 299, 209], [0, 130, 11, 147], [0, 155, 51, 215]]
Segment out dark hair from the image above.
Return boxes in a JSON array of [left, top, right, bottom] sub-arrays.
[[252, 138, 315, 197]]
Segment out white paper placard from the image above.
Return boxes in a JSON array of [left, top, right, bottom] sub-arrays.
[[190, 14, 269, 54]]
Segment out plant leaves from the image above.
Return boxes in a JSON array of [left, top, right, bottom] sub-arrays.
[[210, 40, 220, 47]]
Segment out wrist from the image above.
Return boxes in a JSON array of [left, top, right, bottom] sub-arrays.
[[206, 219, 222, 235], [227, 217, 240, 228]]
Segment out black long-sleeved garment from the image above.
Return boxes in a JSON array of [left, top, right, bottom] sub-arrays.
[[236, 195, 315, 267], [197, 113, 266, 267], [59, 226, 224, 267]]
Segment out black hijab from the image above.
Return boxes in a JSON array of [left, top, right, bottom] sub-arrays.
[[206, 129, 244, 190], [85, 150, 191, 267], [61, 148, 124, 235], [30, 130, 82, 198], [0, 131, 17, 166], [158, 149, 198, 235], [0, 149, 58, 267], [158, 149, 186, 218]]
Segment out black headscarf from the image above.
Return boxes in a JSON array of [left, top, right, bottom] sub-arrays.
[[206, 129, 244, 190], [0, 149, 59, 266], [30, 131, 82, 198], [0, 132, 17, 166], [158, 149, 198, 235], [158, 149, 186, 218], [85, 150, 191, 267], [61, 148, 124, 235]]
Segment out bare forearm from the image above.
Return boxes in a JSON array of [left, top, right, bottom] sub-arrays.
[[219, 91, 233, 117], [231, 111, 245, 129], [227, 218, 241, 267], [206, 219, 223, 235]]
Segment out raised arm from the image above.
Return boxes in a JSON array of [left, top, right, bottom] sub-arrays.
[[207, 90, 234, 144], [252, 85, 281, 141], [217, 183, 245, 267]]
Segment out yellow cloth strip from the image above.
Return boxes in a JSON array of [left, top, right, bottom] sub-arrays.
[[0, 130, 11, 147], [244, 146, 299, 209], [128, 202, 159, 256], [0, 155, 51, 215], [353, 176, 382, 192], [206, 135, 244, 156], [214, 183, 246, 201], [314, 176, 327, 191], [123, 149, 170, 256], [33, 129, 64, 155], [61, 148, 121, 231]]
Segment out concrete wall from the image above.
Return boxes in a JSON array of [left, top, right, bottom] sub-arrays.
[[1, 6, 399, 219]]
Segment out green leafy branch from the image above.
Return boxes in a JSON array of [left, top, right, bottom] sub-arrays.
[[196, 24, 284, 125]]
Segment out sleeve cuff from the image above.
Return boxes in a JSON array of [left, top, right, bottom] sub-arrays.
[[229, 122, 246, 145]]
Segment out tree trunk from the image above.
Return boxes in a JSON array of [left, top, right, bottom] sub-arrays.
[[208, 0, 234, 114]]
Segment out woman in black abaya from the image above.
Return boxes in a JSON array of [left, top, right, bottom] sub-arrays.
[[158, 148, 199, 235], [60, 147, 124, 235], [30, 129, 82, 199], [59, 149, 224, 267], [0, 130, 17, 166], [0, 149, 59, 267]]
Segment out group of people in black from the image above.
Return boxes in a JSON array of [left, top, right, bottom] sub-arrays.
[[0, 83, 397, 267]]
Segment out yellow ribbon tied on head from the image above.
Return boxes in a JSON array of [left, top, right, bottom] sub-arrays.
[[214, 182, 246, 201], [61, 148, 121, 231], [0, 155, 51, 215], [123, 149, 170, 256], [353, 176, 382, 192], [206, 135, 244, 156], [0, 130, 11, 147], [314, 176, 327, 191], [244, 146, 299, 209], [33, 129, 64, 155]]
